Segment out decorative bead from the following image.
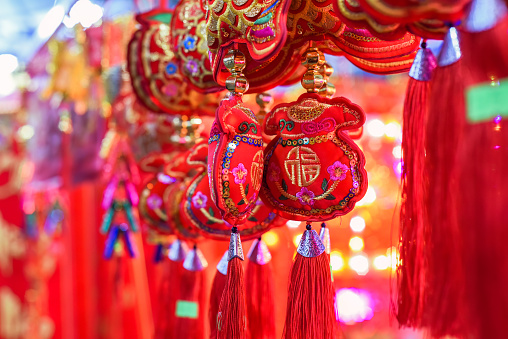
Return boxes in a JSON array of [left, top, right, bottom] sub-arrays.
[[300, 47, 326, 93], [301, 72, 325, 93], [223, 49, 249, 95], [223, 49, 246, 72], [225, 74, 249, 94], [301, 47, 325, 69]]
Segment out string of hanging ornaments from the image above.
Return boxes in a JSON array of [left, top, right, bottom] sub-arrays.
[[116, 0, 508, 337]]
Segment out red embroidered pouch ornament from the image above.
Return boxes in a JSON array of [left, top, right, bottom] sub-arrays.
[[208, 98, 264, 224], [260, 48, 367, 221], [127, 8, 221, 115], [206, 0, 291, 65], [211, 0, 420, 91], [207, 50, 265, 225], [206, 0, 298, 92], [261, 93, 367, 221]]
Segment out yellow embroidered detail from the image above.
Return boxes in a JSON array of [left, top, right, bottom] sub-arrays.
[[284, 146, 321, 187], [251, 150, 264, 191]]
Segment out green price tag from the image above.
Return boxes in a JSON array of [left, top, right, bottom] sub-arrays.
[[147, 13, 173, 24], [466, 79, 508, 123], [175, 300, 199, 319]]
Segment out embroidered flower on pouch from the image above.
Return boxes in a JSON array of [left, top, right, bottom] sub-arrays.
[[185, 59, 199, 76], [296, 187, 316, 206], [327, 161, 349, 181], [192, 191, 208, 209], [232, 163, 248, 185], [165, 62, 177, 75], [183, 36, 197, 51]]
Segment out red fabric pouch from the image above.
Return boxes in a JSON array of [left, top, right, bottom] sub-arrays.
[[208, 96, 264, 225], [260, 93, 368, 221]]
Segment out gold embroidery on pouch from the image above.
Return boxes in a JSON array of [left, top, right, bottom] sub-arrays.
[[284, 146, 321, 187]]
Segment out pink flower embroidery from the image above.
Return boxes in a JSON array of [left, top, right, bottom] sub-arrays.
[[192, 191, 208, 209], [327, 161, 349, 181], [268, 162, 280, 182], [147, 194, 162, 210], [232, 163, 248, 185], [296, 187, 316, 206]]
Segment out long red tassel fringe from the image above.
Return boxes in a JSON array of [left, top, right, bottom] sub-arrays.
[[154, 259, 184, 339], [217, 257, 247, 339], [397, 70, 431, 327], [283, 252, 338, 339], [246, 256, 276, 339], [173, 267, 208, 338], [424, 53, 466, 337], [209, 269, 227, 338], [456, 118, 508, 339], [456, 10, 508, 338]]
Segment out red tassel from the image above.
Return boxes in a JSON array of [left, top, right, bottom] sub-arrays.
[[173, 245, 208, 339], [154, 259, 184, 339], [455, 2, 508, 337], [155, 240, 188, 339], [397, 43, 436, 328], [246, 239, 276, 339], [217, 228, 247, 339], [217, 258, 247, 339], [423, 26, 466, 338], [456, 119, 508, 339], [209, 252, 228, 339], [283, 225, 338, 339]]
